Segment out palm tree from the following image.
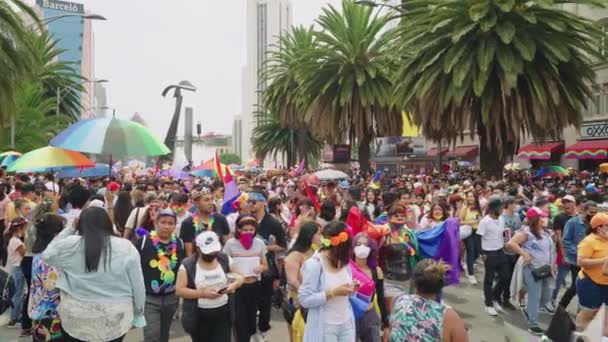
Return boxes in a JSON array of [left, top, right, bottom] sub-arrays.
[[265, 0, 402, 172], [252, 114, 323, 167], [392, 0, 605, 176], [0, 82, 71, 151], [0, 0, 40, 125], [24, 30, 84, 121]]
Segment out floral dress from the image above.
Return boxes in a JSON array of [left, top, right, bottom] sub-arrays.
[[389, 294, 446, 342], [28, 254, 62, 341]]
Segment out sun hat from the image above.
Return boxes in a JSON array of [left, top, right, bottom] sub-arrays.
[[195, 231, 222, 254], [590, 213, 608, 229]]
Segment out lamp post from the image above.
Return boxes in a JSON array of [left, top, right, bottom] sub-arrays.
[[56, 79, 108, 117]]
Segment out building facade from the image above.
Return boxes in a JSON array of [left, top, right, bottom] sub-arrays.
[[33, 0, 95, 119], [232, 115, 243, 158], [239, 0, 292, 161]]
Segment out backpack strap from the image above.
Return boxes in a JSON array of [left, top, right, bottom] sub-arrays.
[[139, 235, 147, 252], [182, 255, 198, 289], [217, 252, 230, 274]]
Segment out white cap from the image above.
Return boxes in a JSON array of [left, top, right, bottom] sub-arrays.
[[463, 180, 472, 187], [196, 231, 222, 254], [414, 182, 422, 188], [88, 199, 106, 209], [562, 195, 576, 203]]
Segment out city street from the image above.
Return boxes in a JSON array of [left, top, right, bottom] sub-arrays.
[[0, 272, 563, 342]]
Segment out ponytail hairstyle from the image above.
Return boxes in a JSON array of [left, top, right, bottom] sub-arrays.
[[413, 258, 451, 295]]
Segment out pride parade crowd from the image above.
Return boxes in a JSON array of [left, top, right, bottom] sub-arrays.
[[0, 166, 607, 342]]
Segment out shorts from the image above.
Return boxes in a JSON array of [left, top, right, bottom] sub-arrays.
[[576, 274, 608, 310], [384, 280, 409, 299]]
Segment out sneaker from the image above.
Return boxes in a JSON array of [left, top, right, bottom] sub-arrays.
[[493, 301, 504, 313], [485, 306, 498, 316], [467, 275, 478, 285], [7, 320, 19, 328], [542, 302, 556, 314], [502, 300, 517, 310], [528, 327, 544, 336]]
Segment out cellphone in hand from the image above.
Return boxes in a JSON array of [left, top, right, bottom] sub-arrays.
[[217, 286, 229, 294]]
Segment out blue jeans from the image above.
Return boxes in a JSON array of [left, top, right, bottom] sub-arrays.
[[10, 265, 24, 322], [522, 266, 552, 328], [324, 321, 356, 342], [463, 234, 479, 276], [552, 264, 570, 302]]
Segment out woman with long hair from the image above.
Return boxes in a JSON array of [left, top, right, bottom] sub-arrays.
[[318, 200, 336, 229], [350, 232, 389, 342], [419, 202, 450, 230], [389, 259, 468, 342], [506, 207, 554, 336], [113, 191, 133, 234], [460, 191, 483, 285], [222, 215, 269, 342], [7, 218, 27, 328], [42, 207, 146, 341], [133, 199, 162, 240], [284, 221, 322, 342], [28, 214, 65, 342], [298, 221, 356, 342]]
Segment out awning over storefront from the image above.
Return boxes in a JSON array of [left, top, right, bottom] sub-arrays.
[[447, 145, 479, 158], [426, 147, 449, 157], [564, 139, 608, 159], [517, 142, 564, 160]]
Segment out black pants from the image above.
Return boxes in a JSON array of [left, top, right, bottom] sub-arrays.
[[192, 304, 232, 342], [61, 328, 124, 342], [503, 254, 519, 303], [235, 282, 259, 342], [559, 264, 581, 308], [20, 256, 33, 330], [257, 276, 273, 332], [483, 249, 510, 307]]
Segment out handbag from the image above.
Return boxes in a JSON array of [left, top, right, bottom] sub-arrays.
[[459, 225, 472, 240], [531, 264, 552, 280], [545, 306, 575, 342]]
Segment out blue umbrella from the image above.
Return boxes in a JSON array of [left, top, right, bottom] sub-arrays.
[[57, 163, 115, 179]]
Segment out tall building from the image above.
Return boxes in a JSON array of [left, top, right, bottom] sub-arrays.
[[94, 82, 108, 117], [239, 0, 292, 161], [232, 115, 243, 158], [33, 0, 95, 119]]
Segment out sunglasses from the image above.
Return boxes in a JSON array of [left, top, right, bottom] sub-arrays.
[[247, 200, 257, 205]]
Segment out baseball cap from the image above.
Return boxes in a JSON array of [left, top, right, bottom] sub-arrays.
[[88, 199, 106, 210], [590, 213, 608, 229], [562, 195, 576, 203], [248, 192, 266, 203], [196, 231, 222, 254], [108, 182, 120, 192], [157, 208, 177, 219], [526, 207, 549, 219]]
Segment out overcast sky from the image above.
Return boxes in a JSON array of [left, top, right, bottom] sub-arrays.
[[75, 0, 341, 138]]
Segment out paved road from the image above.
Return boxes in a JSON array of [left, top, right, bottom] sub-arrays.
[[0, 274, 571, 342]]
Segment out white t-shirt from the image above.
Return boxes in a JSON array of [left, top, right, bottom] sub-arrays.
[[322, 262, 351, 325], [125, 207, 147, 230], [477, 215, 505, 251], [193, 263, 229, 309], [7, 236, 24, 270], [45, 181, 59, 193]]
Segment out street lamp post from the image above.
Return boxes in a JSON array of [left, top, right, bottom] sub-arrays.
[[56, 79, 108, 117]]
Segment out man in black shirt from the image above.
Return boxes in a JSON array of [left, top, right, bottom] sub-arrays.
[[180, 188, 231, 256], [552, 195, 578, 307], [136, 209, 186, 342], [248, 192, 286, 338]]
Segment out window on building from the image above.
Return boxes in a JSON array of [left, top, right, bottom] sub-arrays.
[[583, 85, 608, 118]]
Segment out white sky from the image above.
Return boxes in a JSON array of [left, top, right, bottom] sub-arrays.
[[77, 0, 341, 138]]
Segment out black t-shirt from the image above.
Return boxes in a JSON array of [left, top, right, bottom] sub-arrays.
[[179, 213, 230, 244], [553, 213, 574, 234], [136, 235, 186, 296], [258, 213, 287, 248]]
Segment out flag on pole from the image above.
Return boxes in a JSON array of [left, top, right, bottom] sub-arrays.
[[369, 170, 382, 190], [295, 159, 305, 176], [214, 150, 225, 181], [304, 181, 320, 211], [221, 167, 241, 215]]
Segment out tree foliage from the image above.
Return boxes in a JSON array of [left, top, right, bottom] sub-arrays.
[[220, 153, 242, 165], [392, 0, 606, 173]]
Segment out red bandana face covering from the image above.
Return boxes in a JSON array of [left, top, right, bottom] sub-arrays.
[[239, 232, 255, 249]]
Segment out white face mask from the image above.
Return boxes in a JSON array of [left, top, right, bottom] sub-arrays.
[[354, 245, 371, 259]]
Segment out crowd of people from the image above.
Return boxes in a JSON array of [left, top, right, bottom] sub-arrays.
[[0, 165, 606, 341]]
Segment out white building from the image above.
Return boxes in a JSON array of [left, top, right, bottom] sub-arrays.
[[232, 115, 243, 158], [239, 0, 292, 162]]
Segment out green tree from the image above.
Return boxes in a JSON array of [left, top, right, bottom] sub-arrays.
[[262, 1, 402, 172], [252, 115, 323, 167], [0, 82, 71, 152], [392, 0, 605, 176], [0, 0, 39, 124], [220, 153, 242, 165]]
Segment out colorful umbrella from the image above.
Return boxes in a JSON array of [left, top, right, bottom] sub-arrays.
[[57, 163, 114, 179], [50, 117, 170, 158], [313, 169, 350, 181], [159, 168, 189, 180], [7, 146, 94, 173], [535, 166, 569, 178], [0, 151, 21, 168]]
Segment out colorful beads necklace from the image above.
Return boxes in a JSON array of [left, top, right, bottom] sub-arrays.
[[192, 212, 214, 234], [149, 230, 178, 293]]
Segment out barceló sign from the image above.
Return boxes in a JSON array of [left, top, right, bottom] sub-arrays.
[[580, 122, 608, 140], [36, 0, 84, 14]]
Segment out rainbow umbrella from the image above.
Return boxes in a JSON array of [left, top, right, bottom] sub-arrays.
[[7, 146, 94, 173], [50, 117, 170, 158], [57, 163, 115, 179], [0, 151, 21, 168], [535, 165, 569, 178]]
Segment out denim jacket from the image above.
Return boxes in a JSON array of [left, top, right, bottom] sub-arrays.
[[298, 252, 355, 342], [562, 216, 588, 265]]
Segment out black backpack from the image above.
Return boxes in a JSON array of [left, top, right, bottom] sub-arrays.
[[180, 253, 230, 335], [0, 268, 15, 315]]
